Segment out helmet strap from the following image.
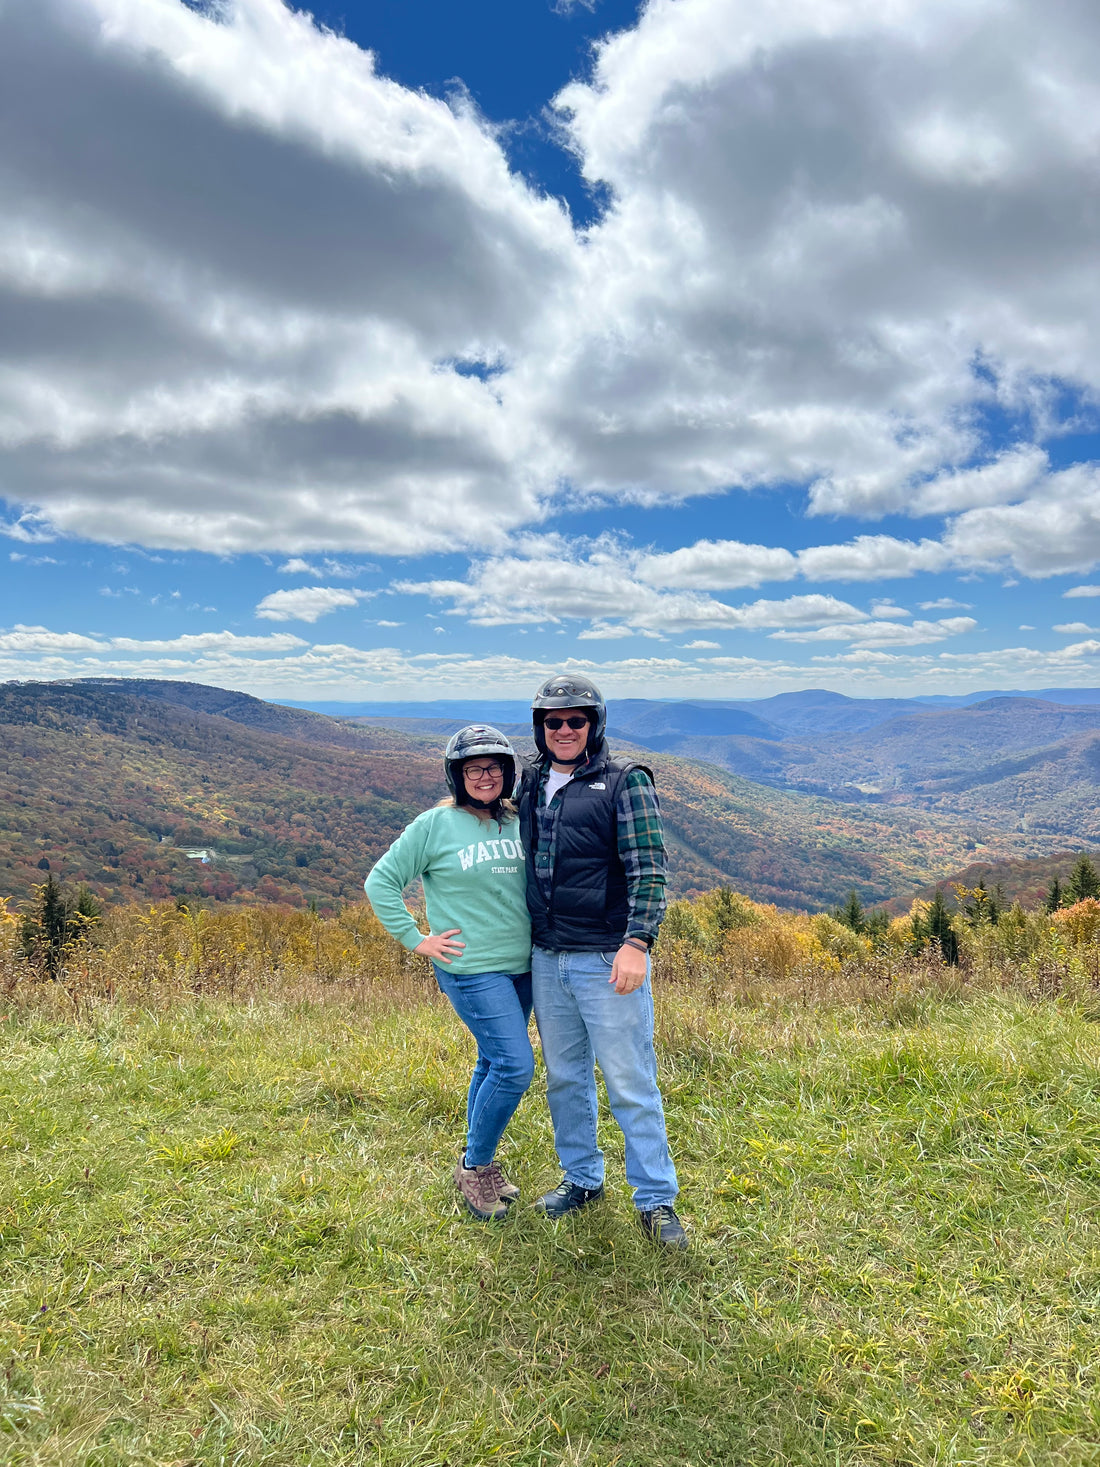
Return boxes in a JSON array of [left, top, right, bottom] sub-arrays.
[[554, 749, 588, 765]]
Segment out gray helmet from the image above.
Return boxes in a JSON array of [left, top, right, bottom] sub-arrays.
[[531, 673, 605, 761], [444, 724, 517, 805]]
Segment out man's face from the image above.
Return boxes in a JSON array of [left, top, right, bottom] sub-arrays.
[[543, 707, 592, 765]]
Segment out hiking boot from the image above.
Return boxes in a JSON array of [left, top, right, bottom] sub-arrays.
[[453, 1159, 509, 1221], [638, 1204, 688, 1249], [532, 1179, 605, 1218], [484, 1160, 520, 1203]]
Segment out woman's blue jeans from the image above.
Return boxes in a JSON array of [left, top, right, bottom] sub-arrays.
[[432, 965, 534, 1167]]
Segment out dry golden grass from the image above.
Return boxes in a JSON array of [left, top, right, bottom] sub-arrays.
[[7, 884, 1100, 1025]]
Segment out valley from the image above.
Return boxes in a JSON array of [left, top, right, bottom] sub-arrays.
[[0, 678, 1055, 913]]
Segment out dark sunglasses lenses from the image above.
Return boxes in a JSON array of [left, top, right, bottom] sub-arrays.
[[544, 716, 590, 731]]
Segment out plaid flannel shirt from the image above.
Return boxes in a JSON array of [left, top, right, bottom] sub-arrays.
[[533, 757, 666, 947]]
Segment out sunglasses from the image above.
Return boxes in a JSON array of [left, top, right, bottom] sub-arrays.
[[544, 716, 590, 731]]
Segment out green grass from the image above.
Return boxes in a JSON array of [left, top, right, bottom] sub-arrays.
[[4, 986, 1100, 1465]]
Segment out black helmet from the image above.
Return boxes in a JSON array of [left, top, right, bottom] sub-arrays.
[[531, 673, 605, 761], [444, 725, 517, 806]]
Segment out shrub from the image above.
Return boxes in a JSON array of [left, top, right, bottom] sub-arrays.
[[5, 875, 1100, 1020]]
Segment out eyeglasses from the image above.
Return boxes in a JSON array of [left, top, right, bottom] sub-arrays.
[[544, 716, 590, 731], [464, 761, 503, 782]]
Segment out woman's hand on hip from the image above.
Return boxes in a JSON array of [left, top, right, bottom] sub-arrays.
[[415, 929, 465, 963], [609, 943, 647, 994]]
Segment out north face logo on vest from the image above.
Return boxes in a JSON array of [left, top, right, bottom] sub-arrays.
[[457, 840, 526, 871]]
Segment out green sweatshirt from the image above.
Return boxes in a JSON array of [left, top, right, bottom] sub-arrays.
[[364, 805, 531, 975]]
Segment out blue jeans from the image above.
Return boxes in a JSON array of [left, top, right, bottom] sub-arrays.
[[432, 966, 534, 1168], [531, 947, 678, 1211]]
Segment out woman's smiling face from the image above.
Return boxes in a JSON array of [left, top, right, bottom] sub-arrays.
[[462, 758, 504, 799]]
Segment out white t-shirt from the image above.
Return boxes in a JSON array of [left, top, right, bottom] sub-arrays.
[[545, 767, 573, 803]]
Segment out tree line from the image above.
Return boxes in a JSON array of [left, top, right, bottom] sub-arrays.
[[832, 853, 1100, 966]]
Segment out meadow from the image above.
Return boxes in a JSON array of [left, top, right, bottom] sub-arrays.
[[4, 895, 1100, 1465]]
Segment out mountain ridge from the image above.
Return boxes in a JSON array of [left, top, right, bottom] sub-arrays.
[[0, 678, 1038, 912]]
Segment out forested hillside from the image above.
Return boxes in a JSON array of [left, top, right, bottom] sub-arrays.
[[893, 848, 1100, 915], [0, 683, 441, 908], [0, 679, 1037, 911], [585, 692, 1100, 844]]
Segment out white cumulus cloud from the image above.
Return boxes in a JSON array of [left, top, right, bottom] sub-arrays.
[[278, 557, 367, 577], [6, 618, 1100, 701], [635, 541, 798, 591], [0, 0, 571, 554], [0, 624, 106, 652], [534, 0, 1100, 517], [397, 546, 870, 636], [0, 0, 1098, 572], [770, 615, 977, 647], [254, 586, 370, 622], [941, 463, 1100, 577]]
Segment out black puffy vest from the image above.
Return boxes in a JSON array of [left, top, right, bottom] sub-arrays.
[[520, 748, 652, 951]]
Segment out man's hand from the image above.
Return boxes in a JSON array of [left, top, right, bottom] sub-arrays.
[[414, 929, 465, 963], [609, 942, 648, 994]]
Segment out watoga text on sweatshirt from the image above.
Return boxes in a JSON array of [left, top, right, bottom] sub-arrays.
[[364, 805, 531, 975]]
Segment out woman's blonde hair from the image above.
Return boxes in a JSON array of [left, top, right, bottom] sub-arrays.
[[437, 794, 518, 823]]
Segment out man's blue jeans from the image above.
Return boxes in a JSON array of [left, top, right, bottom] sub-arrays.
[[531, 947, 678, 1211], [433, 966, 534, 1168]]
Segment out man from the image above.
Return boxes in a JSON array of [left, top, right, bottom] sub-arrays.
[[519, 673, 686, 1248]]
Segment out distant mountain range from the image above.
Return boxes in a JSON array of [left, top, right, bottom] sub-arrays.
[[616, 694, 1100, 849], [281, 685, 1100, 725], [322, 687, 1100, 848], [0, 678, 1050, 913]]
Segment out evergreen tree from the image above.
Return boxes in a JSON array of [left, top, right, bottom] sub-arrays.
[[1045, 876, 1064, 913], [927, 888, 959, 965], [19, 874, 70, 980], [74, 885, 102, 924], [834, 889, 865, 934], [864, 908, 890, 945], [960, 878, 996, 926], [712, 885, 738, 932], [39, 874, 69, 976], [908, 905, 928, 954], [18, 877, 101, 981], [707, 886, 756, 935], [1067, 854, 1100, 904]]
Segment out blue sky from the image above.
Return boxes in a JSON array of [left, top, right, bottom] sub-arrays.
[[2, 0, 1100, 702]]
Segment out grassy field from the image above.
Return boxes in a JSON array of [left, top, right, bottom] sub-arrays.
[[4, 967, 1100, 1466]]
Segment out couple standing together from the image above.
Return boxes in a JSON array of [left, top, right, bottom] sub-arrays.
[[365, 674, 686, 1249]]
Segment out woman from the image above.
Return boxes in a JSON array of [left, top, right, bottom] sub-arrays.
[[364, 725, 533, 1221]]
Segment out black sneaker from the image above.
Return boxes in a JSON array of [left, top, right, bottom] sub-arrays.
[[532, 1179, 605, 1218], [638, 1204, 688, 1249]]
